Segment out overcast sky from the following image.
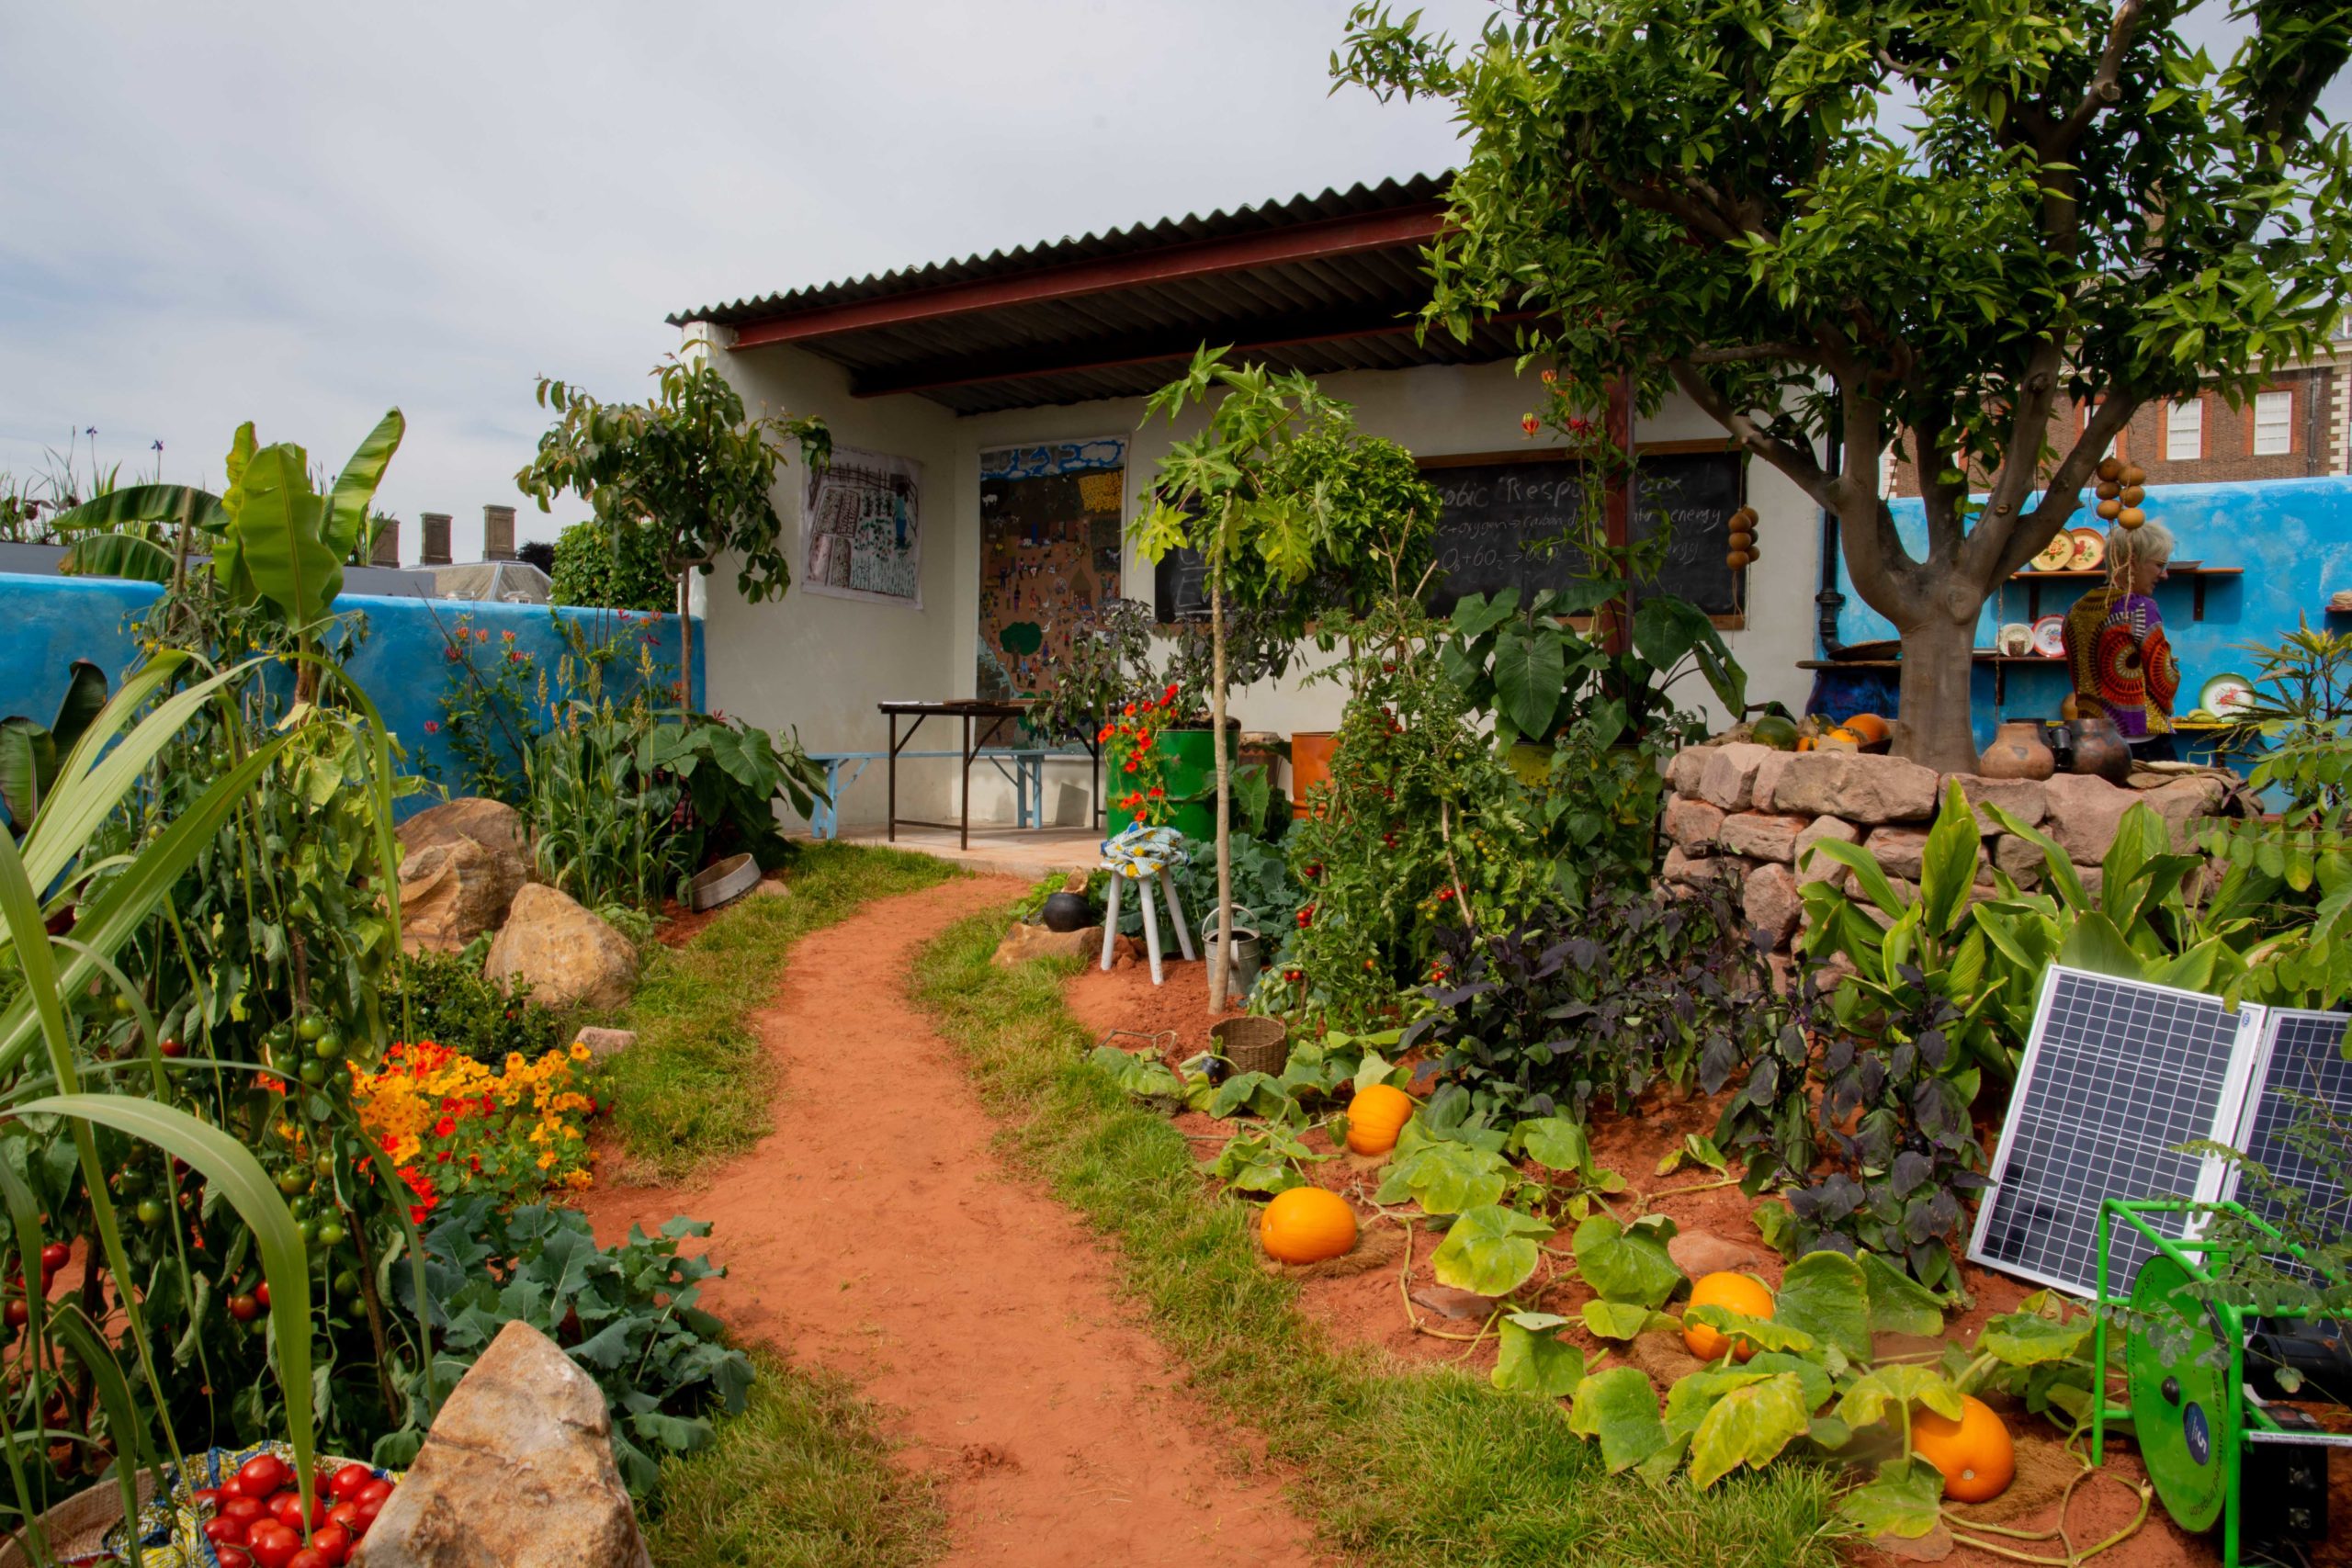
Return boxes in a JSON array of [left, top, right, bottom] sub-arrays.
[[0, 2, 1487, 563], [3, 5, 2323, 565]]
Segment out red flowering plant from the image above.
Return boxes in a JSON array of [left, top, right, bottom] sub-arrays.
[[1102, 682, 1180, 828]]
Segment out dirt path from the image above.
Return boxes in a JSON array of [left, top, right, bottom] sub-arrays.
[[582, 877, 1326, 1568]]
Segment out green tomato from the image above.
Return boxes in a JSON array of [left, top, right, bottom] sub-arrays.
[[312, 1032, 344, 1062], [314, 1220, 346, 1247], [312, 1152, 335, 1177], [332, 1269, 360, 1297], [266, 1023, 294, 1051], [296, 1219, 315, 1245], [298, 1060, 328, 1087], [288, 1193, 312, 1219], [295, 1015, 326, 1044], [134, 1199, 164, 1226], [276, 1168, 311, 1197]]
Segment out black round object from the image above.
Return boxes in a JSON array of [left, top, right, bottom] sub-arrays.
[[1040, 891, 1091, 932]]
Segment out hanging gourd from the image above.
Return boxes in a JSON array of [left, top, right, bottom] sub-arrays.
[[2119, 507, 2146, 530], [2096, 498, 2122, 520], [2120, 485, 2144, 506], [2097, 456, 2123, 483], [2120, 464, 2147, 489]]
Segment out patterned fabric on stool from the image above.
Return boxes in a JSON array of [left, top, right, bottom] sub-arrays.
[[1097, 823, 1195, 985]]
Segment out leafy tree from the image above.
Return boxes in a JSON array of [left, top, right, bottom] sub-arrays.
[[516, 355, 830, 695], [1340, 0, 2352, 769], [1135, 349, 1441, 1009], [549, 516, 673, 612]]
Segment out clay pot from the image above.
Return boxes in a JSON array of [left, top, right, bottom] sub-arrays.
[[2065, 714, 2133, 784], [1978, 720, 2056, 782], [1040, 891, 1092, 932], [1289, 731, 1337, 813]]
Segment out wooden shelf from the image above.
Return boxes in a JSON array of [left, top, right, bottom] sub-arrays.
[[1999, 561, 2240, 622]]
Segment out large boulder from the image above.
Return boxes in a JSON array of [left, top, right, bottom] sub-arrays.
[[1770, 751, 1939, 824], [2042, 773, 2137, 863], [398, 796, 533, 874], [1718, 811, 1811, 863], [1943, 773, 2050, 834], [2144, 774, 2229, 851], [1792, 816, 1860, 888], [1743, 862, 1804, 947], [353, 1320, 650, 1568], [483, 884, 639, 1011], [1696, 742, 1773, 812], [1663, 795, 1727, 852], [991, 922, 1102, 967], [397, 839, 521, 954]]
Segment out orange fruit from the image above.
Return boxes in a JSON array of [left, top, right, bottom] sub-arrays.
[[1912, 1395, 2015, 1502], [1681, 1271, 1775, 1362], [1260, 1186, 1358, 1264], [1839, 713, 1893, 747], [1344, 1084, 1415, 1156]]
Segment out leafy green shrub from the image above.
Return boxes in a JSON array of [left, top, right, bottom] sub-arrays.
[[550, 517, 675, 612], [388, 949, 562, 1063], [388, 1199, 750, 1495]]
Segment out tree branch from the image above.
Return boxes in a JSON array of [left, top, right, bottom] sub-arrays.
[[1665, 360, 1833, 499], [1674, 342, 1815, 366], [2056, 0, 2144, 149], [1996, 389, 2144, 581]]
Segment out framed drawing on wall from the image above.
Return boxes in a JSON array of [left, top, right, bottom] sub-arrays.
[[803, 446, 922, 607], [977, 437, 1126, 698]]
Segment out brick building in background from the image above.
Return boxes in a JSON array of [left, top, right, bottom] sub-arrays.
[[1885, 326, 2351, 495]]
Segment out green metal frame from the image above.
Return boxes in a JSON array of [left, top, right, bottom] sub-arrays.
[[2090, 1198, 2345, 1566]]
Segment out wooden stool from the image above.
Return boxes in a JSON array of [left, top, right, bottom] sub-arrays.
[[1096, 825, 1196, 986]]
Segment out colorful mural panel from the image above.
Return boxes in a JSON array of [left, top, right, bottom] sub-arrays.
[[803, 446, 922, 606], [977, 437, 1126, 698]]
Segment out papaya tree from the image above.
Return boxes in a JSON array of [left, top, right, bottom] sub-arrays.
[[1339, 0, 2352, 770], [517, 355, 830, 699], [1135, 349, 1441, 1010]]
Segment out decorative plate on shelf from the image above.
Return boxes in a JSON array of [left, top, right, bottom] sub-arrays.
[[2031, 536, 2076, 572], [2198, 672, 2256, 718], [2030, 615, 2067, 659], [1998, 622, 2036, 656], [2067, 527, 2107, 570]]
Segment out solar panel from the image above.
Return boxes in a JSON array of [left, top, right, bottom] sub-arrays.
[[2227, 1008, 2352, 1269], [1968, 966, 2266, 1298]]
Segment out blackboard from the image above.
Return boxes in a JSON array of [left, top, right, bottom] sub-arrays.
[[1153, 546, 1211, 624], [1419, 449, 1745, 619]]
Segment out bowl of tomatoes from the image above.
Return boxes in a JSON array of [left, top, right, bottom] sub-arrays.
[[107, 1444, 401, 1568]]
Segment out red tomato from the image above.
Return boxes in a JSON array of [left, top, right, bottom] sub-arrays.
[[244, 1522, 301, 1568], [326, 1501, 362, 1529], [235, 1453, 291, 1497], [352, 1495, 382, 1534], [267, 1488, 327, 1529], [216, 1550, 252, 1568], [309, 1522, 352, 1564], [254, 1281, 270, 1308], [38, 1242, 68, 1271], [328, 1461, 373, 1501], [202, 1516, 248, 1547], [354, 1478, 392, 1507], [287, 1551, 333, 1568], [191, 1487, 223, 1510], [220, 1496, 266, 1527], [4, 1300, 27, 1330]]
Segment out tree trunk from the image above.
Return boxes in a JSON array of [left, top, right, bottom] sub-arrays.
[[1207, 577, 1233, 1014], [676, 569, 695, 709], [1893, 597, 1985, 774]]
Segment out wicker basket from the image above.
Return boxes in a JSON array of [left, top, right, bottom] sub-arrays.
[[0, 1469, 158, 1568], [1212, 1016, 1288, 1077]]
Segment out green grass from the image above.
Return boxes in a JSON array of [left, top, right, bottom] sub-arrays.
[[909, 908, 1849, 1568], [607, 842, 960, 1184], [646, 1347, 946, 1568]]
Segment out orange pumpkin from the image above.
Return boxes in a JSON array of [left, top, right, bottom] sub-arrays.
[[1682, 1271, 1776, 1363], [1345, 1084, 1416, 1156], [1818, 728, 1863, 753], [1911, 1395, 2016, 1503], [1260, 1187, 1359, 1264], [1794, 736, 1816, 752], [1840, 713, 1893, 747]]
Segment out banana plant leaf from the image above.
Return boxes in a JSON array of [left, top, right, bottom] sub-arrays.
[[220, 442, 341, 626], [323, 410, 405, 561]]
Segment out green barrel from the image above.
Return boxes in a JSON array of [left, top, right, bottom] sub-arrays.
[[1108, 726, 1222, 840]]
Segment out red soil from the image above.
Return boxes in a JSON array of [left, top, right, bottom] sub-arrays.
[[580, 879, 1325, 1568], [1060, 963, 2352, 1568]]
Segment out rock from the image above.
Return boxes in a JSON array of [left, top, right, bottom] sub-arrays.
[[2042, 773, 2136, 863], [397, 839, 521, 954], [1060, 869, 1092, 895], [1717, 811, 1810, 863], [1667, 747, 1714, 796], [354, 1320, 650, 1568], [1860, 825, 1932, 881], [571, 1027, 636, 1062], [1663, 846, 1731, 890], [1663, 795, 1727, 852], [1751, 751, 1792, 815], [483, 884, 639, 1012], [1697, 742, 1773, 812], [1943, 773, 2049, 834], [1410, 1285, 1500, 1320], [1792, 816, 1860, 887], [2073, 863, 2104, 901], [1991, 833, 2047, 888], [1623, 1327, 1704, 1388], [1668, 1230, 1763, 1278], [399, 796, 534, 880], [991, 922, 1102, 967], [2145, 775, 2228, 851], [1744, 862, 1804, 947], [752, 877, 790, 898], [1770, 750, 1939, 824]]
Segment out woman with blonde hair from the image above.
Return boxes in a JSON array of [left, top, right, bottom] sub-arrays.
[[2062, 519, 2183, 761]]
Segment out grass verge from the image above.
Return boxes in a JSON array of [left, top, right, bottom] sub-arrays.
[[646, 1346, 946, 1568], [910, 907, 1848, 1568], [606, 841, 959, 1185]]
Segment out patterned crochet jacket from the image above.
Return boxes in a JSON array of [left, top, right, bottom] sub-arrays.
[[2063, 585, 2180, 739]]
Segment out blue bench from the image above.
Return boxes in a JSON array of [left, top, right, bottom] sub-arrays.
[[806, 748, 1052, 840]]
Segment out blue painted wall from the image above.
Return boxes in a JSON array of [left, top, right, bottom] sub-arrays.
[[1823, 477, 2352, 755], [0, 573, 701, 817]]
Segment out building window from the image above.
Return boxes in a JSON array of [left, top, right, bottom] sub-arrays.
[[2165, 397, 2203, 461], [2254, 389, 2294, 456]]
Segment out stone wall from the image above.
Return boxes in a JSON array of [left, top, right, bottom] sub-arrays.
[[1657, 743, 2235, 952]]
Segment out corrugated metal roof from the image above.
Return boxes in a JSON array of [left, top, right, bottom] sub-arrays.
[[668, 175, 1451, 329], [668, 173, 1528, 414]]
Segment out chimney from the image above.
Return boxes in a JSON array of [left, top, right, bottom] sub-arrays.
[[368, 517, 401, 567], [482, 504, 516, 561], [421, 513, 453, 566]]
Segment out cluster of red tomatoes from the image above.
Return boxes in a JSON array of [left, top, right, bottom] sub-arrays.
[[2, 1241, 73, 1331], [194, 1452, 395, 1568]]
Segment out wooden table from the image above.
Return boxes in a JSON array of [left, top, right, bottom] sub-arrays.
[[877, 699, 1101, 849]]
